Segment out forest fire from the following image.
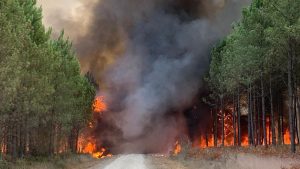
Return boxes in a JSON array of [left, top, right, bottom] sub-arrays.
[[92, 148, 113, 159], [0, 0, 299, 167], [85, 94, 295, 158], [93, 96, 107, 113], [78, 137, 112, 159], [190, 109, 293, 149], [77, 96, 112, 159]]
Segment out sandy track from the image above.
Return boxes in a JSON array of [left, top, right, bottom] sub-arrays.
[[89, 153, 300, 169], [89, 154, 147, 169]]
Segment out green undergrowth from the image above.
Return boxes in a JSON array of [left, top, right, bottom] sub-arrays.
[[0, 154, 96, 169]]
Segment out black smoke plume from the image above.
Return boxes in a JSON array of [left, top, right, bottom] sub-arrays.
[[39, 0, 250, 154]]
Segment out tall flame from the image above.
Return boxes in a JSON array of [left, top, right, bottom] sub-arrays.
[[77, 96, 112, 159]]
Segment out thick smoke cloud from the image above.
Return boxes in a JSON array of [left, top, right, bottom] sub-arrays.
[[39, 0, 250, 153]]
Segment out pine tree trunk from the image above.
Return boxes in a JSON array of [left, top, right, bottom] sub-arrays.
[[199, 131, 202, 147], [75, 128, 79, 153], [19, 117, 23, 158], [6, 114, 12, 158], [250, 85, 255, 145], [296, 94, 300, 144], [269, 117, 271, 145], [298, 97, 300, 145], [261, 71, 267, 146], [205, 129, 209, 147], [270, 76, 276, 145], [253, 90, 257, 146], [12, 115, 17, 160], [277, 100, 282, 145], [214, 108, 218, 147], [233, 95, 237, 146], [278, 94, 283, 145], [237, 88, 241, 146], [248, 84, 253, 145], [294, 78, 300, 144], [257, 96, 261, 145], [288, 41, 296, 153], [221, 96, 224, 147], [295, 109, 300, 144], [23, 117, 28, 157]]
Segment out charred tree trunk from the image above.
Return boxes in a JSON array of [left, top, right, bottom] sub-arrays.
[[221, 95, 225, 147]]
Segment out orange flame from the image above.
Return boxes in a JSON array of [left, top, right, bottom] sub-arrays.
[[283, 129, 291, 144], [82, 142, 96, 154], [191, 110, 294, 150], [93, 96, 107, 113], [92, 148, 113, 159], [78, 96, 112, 159], [78, 137, 112, 159], [173, 141, 182, 155]]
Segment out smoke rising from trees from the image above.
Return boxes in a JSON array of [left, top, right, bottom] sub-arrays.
[[39, 0, 250, 153]]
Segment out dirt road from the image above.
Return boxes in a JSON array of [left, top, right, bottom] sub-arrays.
[[89, 154, 147, 169], [88, 154, 184, 169], [88, 153, 300, 169]]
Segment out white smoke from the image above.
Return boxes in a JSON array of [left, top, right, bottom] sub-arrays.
[[37, 0, 96, 40]]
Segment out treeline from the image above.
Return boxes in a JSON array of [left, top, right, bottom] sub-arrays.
[[206, 0, 299, 152], [0, 0, 95, 160]]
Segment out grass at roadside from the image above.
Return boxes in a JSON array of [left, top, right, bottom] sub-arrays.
[[0, 154, 99, 169], [187, 145, 300, 160], [170, 145, 300, 169], [172, 144, 300, 160]]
